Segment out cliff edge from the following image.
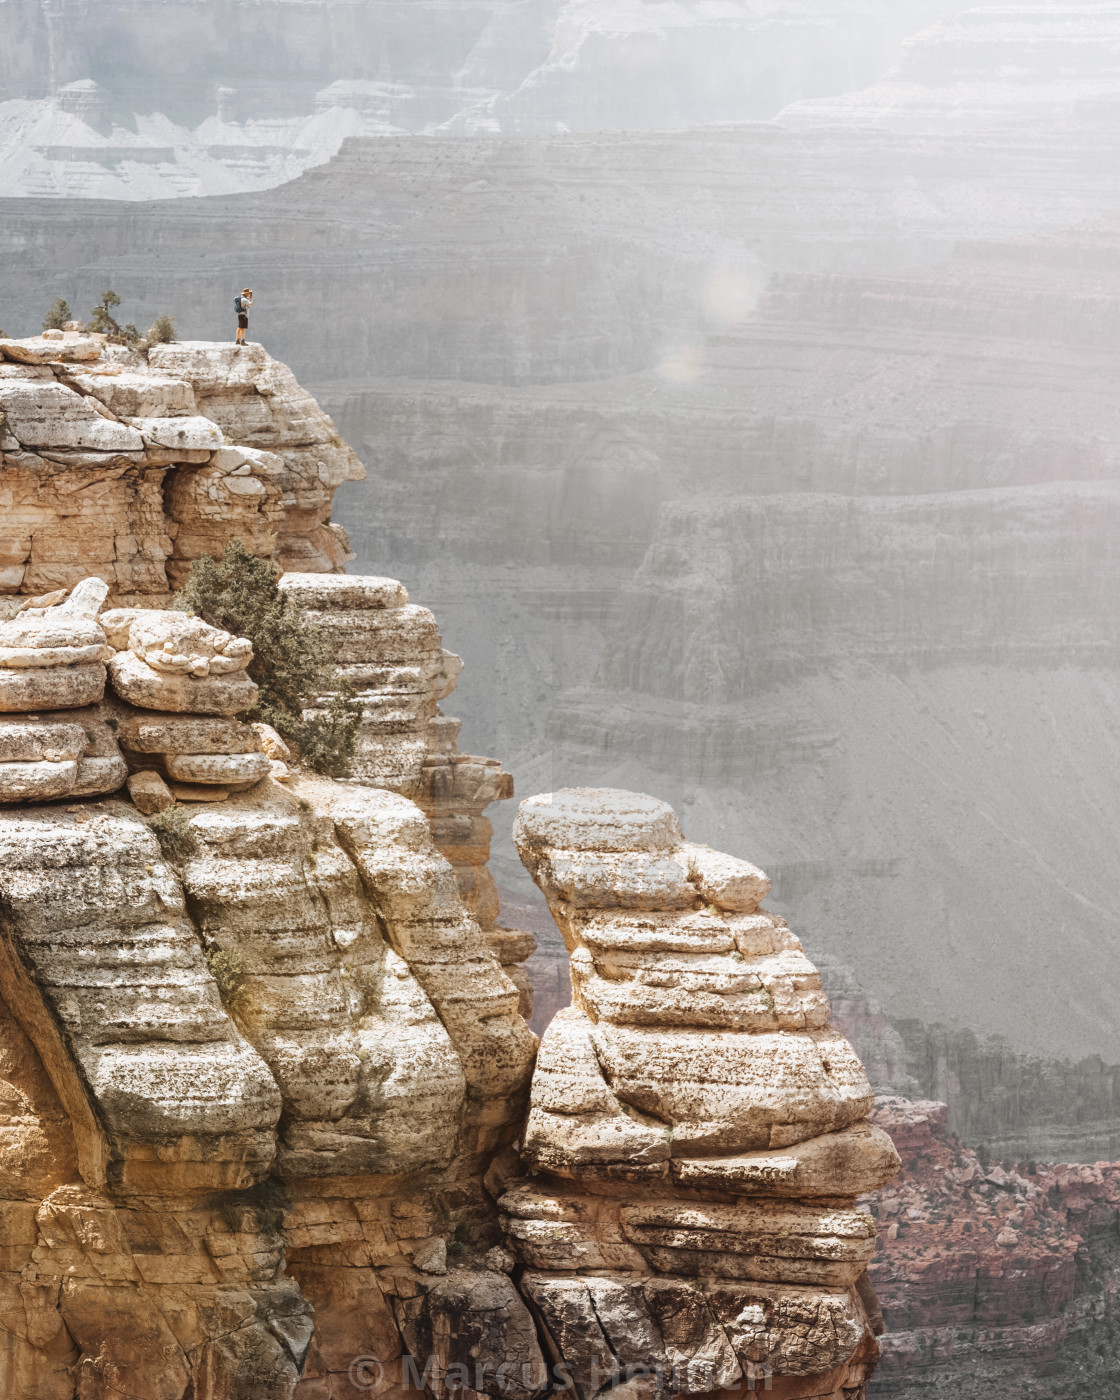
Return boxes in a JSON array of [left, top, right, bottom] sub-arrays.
[[0, 335, 895, 1398]]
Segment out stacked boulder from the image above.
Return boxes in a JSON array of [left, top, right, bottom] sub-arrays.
[[277, 571, 456, 795], [99, 608, 269, 802], [0, 576, 270, 808], [0, 578, 127, 802], [503, 788, 901, 1400], [279, 571, 536, 1012]]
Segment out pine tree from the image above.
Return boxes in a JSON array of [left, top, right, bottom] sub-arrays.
[[87, 290, 122, 336], [42, 297, 72, 331]]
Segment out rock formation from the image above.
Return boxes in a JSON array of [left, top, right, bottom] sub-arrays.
[[0, 334, 361, 596], [277, 570, 535, 1016], [861, 1096, 1120, 1397], [0, 341, 551, 1398], [503, 787, 900, 1399], [15, 122, 1120, 1146], [0, 344, 898, 1397], [0, 597, 542, 1394]]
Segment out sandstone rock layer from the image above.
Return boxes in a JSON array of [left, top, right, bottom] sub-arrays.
[[0, 336, 363, 597], [506, 787, 900, 1399]]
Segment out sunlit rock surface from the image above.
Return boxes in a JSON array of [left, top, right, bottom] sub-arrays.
[[504, 786, 898, 1399], [0, 335, 362, 593], [0, 356, 548, 1396]]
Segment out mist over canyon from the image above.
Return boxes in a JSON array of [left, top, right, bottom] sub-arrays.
[[5, 0, 1120, 1183], [9, 4, 1120, 1398], [0, 0, 961, 197]]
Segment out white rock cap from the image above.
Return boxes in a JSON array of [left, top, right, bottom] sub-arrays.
[[514, 787, 684, 853], [278, 572, 409, 611]]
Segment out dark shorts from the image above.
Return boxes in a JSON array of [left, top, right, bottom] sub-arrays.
[[237, 313, 249, 329]]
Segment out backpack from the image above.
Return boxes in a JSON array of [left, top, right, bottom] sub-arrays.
[[234, 294, 244, 313]]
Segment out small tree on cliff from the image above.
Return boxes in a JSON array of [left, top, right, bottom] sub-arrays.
[[178, 540, 361, 777], [43, 297, 72, 331], [87, 290, 122, 336], [86, 291, 176, 349]]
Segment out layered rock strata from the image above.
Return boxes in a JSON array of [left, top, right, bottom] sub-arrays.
[[0, 574, 543, 1397], [0, 573, 272, 809], [0, 578, 127, 802], [0, 576, 113, 713], [505, 787, 900, 1399], [863, 1096, 1120, 1397], [0, 351, 904, 1394], [279, 571, 536, 1015], [0, 774, 541, 1398], [0, 334, 362, 595]]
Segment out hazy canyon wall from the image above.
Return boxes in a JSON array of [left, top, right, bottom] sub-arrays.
[[5, 3, 1120, 1165], [0, 0, 965, 198]]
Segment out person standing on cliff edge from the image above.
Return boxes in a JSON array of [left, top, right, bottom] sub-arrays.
[[234, 287, 252, 346]]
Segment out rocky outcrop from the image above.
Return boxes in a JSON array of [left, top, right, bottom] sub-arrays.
[[278, 571, 537, 1016], [863, 1096, 1120, 1398], [0, 339, 564, 1396], [0, 337, 901, 1395], [0, 772, 541, 1398], [0, 335, 362, 596], [0, 591, 541, 1396], [503, 787, 899, 1399]]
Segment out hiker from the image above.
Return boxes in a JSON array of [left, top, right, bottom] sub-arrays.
[[234, 287, 252, 346]]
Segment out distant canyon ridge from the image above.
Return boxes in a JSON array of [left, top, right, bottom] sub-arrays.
[[1, 0, 958, 197]]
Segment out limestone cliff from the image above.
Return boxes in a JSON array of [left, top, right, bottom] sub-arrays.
[[0, 338, 893, 1398]]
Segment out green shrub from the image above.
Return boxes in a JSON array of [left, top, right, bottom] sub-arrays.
[[42, 297, 72, 331], [147, 313, 176, 345], [146, 804, 196, 862], [205, 946, 248, 1010], [178, 539, 361, 777]]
